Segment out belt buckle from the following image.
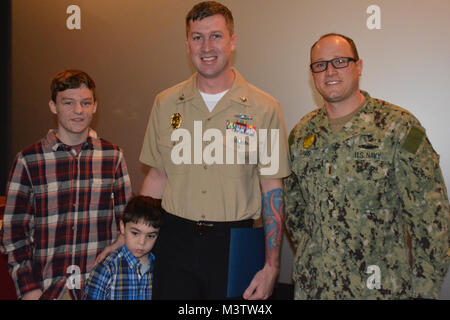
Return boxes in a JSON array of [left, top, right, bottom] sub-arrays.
[[196, 221, 213, 236]]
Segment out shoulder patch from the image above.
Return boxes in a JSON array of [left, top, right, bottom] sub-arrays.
[[402, 125, 425, 154]]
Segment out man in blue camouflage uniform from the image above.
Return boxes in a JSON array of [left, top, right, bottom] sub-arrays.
[[285, 33, 450, 299]]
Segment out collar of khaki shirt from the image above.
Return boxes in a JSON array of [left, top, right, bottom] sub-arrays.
[[175, 68, 253, 115]]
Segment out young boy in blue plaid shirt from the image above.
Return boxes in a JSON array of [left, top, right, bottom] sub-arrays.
[[84, 196, 162, 300]]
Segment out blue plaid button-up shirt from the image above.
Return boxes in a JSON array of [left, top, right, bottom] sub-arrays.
[[84, 245, 154, 300]]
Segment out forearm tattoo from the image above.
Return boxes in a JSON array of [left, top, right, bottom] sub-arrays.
[[261, 188, 284, 266]]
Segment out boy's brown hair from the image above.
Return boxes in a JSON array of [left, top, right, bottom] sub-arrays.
[[50, 69, 96, 102], [122, 195, 163, 228]]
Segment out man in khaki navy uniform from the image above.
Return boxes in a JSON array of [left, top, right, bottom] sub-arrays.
[[285, 33, 450, 299], [139, 2, 290, 299]]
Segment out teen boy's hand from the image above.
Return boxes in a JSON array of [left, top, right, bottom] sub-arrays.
[[94, 234, 124, 265], [22, 289, 43, 300]]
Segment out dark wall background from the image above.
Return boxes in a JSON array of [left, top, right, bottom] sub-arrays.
[[0, 0, 11, 193]]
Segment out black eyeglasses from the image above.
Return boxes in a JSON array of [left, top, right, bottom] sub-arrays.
[[310, 57, 357, 73]]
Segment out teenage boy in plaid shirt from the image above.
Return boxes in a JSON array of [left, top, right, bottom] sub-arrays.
[[84, 196, 161, 300], [0, 70, 132, 300]]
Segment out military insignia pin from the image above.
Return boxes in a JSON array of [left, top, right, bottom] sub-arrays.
[[170, 113, 182, 129], [234, 113, 252, 121], [303, 134, 315, 149]]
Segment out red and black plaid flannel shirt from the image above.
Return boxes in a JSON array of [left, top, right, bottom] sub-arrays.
[[0, 130, 132, 299]]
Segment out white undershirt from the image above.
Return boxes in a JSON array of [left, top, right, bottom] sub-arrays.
[[200, 90, 229, 112]]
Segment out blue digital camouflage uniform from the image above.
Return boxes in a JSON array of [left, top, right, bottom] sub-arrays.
[[285, 91, 450, 299]]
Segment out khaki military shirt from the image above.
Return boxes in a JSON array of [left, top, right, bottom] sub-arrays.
[[140, 69, 290, 222], [285, 91, 450, 299]]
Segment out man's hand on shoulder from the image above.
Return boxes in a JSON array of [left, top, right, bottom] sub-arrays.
[[94, 234, 124, 265]]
